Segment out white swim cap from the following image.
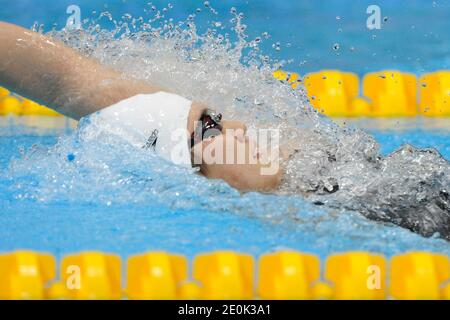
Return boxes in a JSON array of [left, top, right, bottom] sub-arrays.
[[87, 92, 193, 167]]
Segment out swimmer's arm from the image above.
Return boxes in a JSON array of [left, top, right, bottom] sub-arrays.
[[0, 21, 281, 191], [0, 21, 172, 120]]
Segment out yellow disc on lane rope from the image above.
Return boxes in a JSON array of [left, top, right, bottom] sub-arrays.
[[363, 70, 418, 117], [193, 251, 254, 299], [59, 251, 122, 299], [0, 251, 56, 299], [419, 70, 450, 117], [390, 252, 449, 300], [303, 70, 359, 117], [126, 251, 188, 299], [325, 251, 387, 299], [258, 251, 320, 299]]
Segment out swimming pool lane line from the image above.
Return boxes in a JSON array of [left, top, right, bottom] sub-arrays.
[[1, 250, 449, 300]]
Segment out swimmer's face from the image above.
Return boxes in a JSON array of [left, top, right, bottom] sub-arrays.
[[192, 129, 281, 191]]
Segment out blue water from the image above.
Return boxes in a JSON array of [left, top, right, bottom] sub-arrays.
[[0, 120, 449, 260], [1, 0, 449, 75], [0, 1, 449, 260]]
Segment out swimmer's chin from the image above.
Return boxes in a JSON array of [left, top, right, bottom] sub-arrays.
[[199, 162, 282, 192]]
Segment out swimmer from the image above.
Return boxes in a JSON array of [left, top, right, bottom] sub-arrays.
[[1, 22, 449, 240], [0, 21, 281, 191]]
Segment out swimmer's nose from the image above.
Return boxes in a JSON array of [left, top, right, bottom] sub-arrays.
[[234, 128, 246, 142], [222, 120, 247, 134]]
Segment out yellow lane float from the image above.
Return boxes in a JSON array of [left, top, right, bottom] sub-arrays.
[[390, 252, 450, 300], [0, 250, 449, 300], [258, 251, 320, 299], [0, 251, 55, 300], [325, 252, 386, 299], [48, 251, 122, 300], [363, 70, 417, 117], [126, 251, 188, 299], [303, 70, 360, 117], [419, 71, 450, 116], [193, 251, 254, 300]]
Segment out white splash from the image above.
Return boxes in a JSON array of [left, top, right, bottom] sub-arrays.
[[8, 5, 450, 240]]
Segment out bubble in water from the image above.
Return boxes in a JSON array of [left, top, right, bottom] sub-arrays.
[[272, 42, 281, 51], [332, 43, 340, 51]]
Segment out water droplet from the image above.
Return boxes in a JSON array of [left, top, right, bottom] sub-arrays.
[[383, 16, 388, 22], [272, 42, 281, 51], [254, 98, 263, 106], [333, 43, 340, 51]]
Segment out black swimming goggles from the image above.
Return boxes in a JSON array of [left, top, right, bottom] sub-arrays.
[[190, 109, 223, 148]]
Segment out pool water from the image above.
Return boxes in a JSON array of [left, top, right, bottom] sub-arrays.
[[0, 1, 449, 260], [0, 118, 449, 260], [1, 0, 449, 75]]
